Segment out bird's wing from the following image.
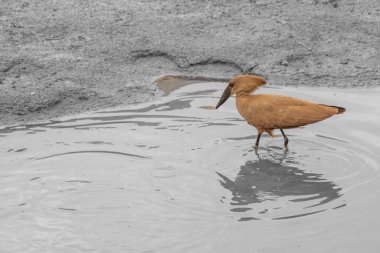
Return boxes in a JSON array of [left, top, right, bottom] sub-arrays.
[[246, 95, 339, 129], [273, 104, 338, 128], [253, 94, 315, 106]]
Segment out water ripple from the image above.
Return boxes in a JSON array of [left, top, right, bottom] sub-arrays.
[[35, 150, 151, 160]]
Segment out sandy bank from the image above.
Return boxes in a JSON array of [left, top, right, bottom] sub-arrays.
[[1, 0, 379, 125]]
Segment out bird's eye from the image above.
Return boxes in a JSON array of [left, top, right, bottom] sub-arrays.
[[229, 83, 234, 87]]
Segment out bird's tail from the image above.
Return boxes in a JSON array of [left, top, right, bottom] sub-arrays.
[[320, 104, 346, 114], [334, 106, 346, 114]]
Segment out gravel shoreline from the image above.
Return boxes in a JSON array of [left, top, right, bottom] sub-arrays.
[[1, 0, 379, 126]]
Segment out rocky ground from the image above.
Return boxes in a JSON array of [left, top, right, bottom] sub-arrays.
[[0, 0, 379, 126]]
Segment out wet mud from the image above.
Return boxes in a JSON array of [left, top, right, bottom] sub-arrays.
[[1, 0, 379, 126], [1, 82, 380, 252]]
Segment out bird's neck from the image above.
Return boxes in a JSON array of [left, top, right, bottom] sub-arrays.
[[236, 91, 255, 97], [235, 92, 252, 118], [236, 93, 251, 103]]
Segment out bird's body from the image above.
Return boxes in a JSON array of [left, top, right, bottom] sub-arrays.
[[236, 93, 344, 134], [215, 75, 345, 148]]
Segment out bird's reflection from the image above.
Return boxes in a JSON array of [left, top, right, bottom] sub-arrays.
[[217, 147, 342, 211]]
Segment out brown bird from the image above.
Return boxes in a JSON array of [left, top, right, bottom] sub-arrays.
[[216, 75, 345, 149]]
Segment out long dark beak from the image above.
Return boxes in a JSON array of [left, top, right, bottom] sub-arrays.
[[216, 85, 231, 109]]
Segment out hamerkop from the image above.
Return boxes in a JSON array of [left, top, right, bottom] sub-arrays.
[[216, 75, 345, 149]]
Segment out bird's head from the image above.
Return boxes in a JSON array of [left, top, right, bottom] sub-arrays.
[[215, 75, 267, 109]]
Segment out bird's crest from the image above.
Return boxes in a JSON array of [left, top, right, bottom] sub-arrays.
[[229, 75, 267, 94], [229, 75, 267, 87]]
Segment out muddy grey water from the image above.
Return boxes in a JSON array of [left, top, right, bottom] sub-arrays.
[[1, 82, 380, 252]]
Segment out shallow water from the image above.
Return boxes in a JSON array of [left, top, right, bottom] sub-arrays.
[[1, 83, 380, 252]]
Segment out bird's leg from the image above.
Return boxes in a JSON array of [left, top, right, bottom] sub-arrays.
[[279, 129, 289, 148], [254, 132, 262, 149]]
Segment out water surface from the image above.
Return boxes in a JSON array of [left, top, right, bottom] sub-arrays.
[[1, 82, 380, 252]]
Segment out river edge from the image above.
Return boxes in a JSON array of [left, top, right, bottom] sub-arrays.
[[1, 0, 379, 126]]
